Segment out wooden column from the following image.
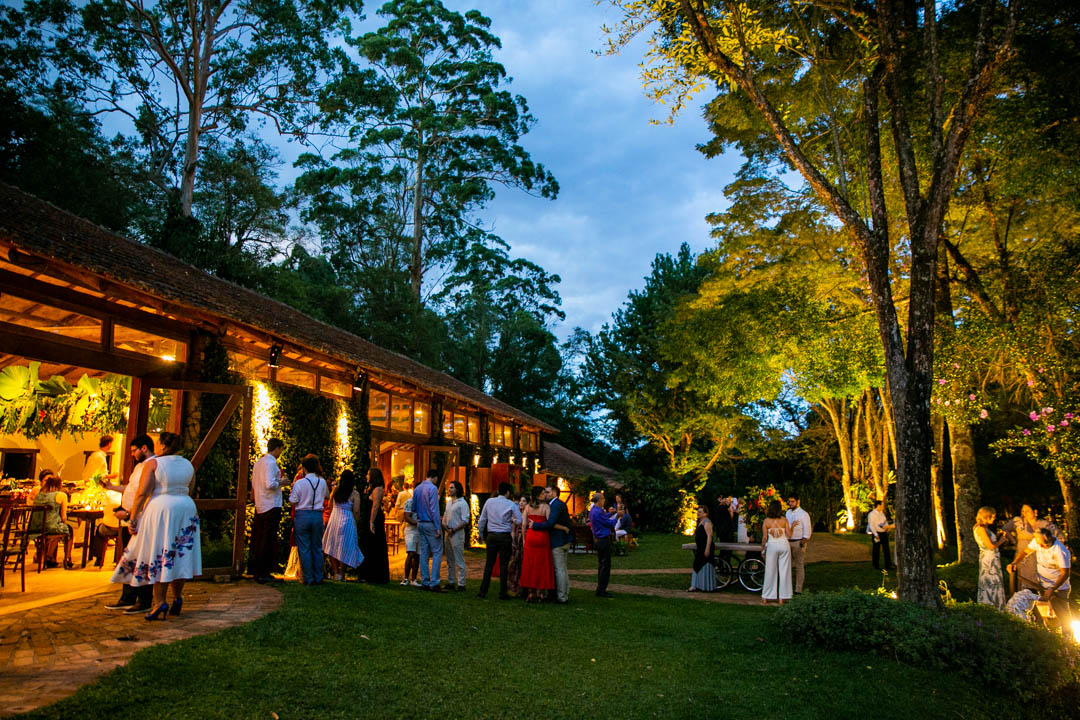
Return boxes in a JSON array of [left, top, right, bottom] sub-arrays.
[[232, 384, 253, 576], [122, 377, 151, 481]]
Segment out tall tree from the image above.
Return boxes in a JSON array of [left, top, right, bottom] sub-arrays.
[[605, 0, 1017, 606], [321, 0, 558, 300], [4, 0, 360, 216]]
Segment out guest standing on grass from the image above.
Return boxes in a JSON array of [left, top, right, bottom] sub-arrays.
[[589, 492, 617, 598], [689, 505, 716, 592], [113, 432, 201, 620], [867, 499, 894, 571], [401, 492, 420, 586], [442, 481, 470, 591], [528, 484, 573, 604], [323, 469, 364, 581], [760, 500, 792, 605], [249, 438, 285, 583], [476, 482, 522, 600], [785, 493, 811, 594], [289, 455, 328, 586], [413, 467, 446, 592], [973, 506, 1006, 610], [519, 486, 554, 603], [358, 468, 390, 584]]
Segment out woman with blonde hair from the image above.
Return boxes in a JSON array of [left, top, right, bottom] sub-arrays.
[[973, 506, 1006, 609]]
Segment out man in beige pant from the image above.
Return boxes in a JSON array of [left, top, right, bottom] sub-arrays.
[[786, 494, 812, 594]]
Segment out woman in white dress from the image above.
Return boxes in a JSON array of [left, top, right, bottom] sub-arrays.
[[760, 499, 792, 605], [973, 506, 1006, 609], [322, 469, 364, 580], [111, 432, 201, 620]]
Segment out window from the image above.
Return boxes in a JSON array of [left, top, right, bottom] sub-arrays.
[[441, 410, 479, 441], [413, 402, 430, 435], [227, 350, 269, 380], [369, 391, 389, 428], [113, 324, 187, 362], [467, 416, 479, 444], [519, 431, 538, 452], [0, 294, 102, 344], [275, 365, 315, 390], [442, 411, 454, 437], [491, 421, 513, 447], [391, 396, 413, 432], [320, 376, 352, 399]]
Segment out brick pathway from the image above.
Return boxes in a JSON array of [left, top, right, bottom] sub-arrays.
[[0, 582, 282, 717]]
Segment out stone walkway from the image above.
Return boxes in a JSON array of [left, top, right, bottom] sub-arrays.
[[0, 582, 282, 717]]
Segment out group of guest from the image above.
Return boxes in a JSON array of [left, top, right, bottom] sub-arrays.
[[973, 503, 1071, 631]]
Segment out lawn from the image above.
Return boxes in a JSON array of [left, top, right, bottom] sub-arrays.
[[18, 582, 1010, 720]]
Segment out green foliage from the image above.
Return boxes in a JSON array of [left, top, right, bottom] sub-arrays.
[[738, 483, 780, 541], [270, 385, 338, 481], [606, 468, 682, 533], [776, 590, 1080, 704], [0, 362, 129, 439]]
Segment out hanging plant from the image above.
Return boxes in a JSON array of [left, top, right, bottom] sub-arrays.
[[0, 362, 130, 439]]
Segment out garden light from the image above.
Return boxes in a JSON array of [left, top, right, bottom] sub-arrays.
[[1073, 620, 1080, 644]]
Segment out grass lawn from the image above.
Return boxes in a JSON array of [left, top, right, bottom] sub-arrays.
[[18, 582, 1010, 720]]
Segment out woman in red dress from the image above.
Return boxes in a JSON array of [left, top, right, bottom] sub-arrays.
[[519, 486, 555, 602]]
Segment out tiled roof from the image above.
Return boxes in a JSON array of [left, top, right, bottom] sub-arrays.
[[0, 183, 557, 432], [541, 442, 618, 479]]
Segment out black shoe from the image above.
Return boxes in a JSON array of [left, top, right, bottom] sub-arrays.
[[476, 592, 487, 599], [596, 591, 614, 598], [431, 586, 448, 594], [105, 600, 136, 611], [123, 604, 151, 615]]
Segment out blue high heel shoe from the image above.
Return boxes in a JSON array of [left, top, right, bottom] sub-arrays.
[[169, 597, 183, 616], [145, 602, 169, 621]]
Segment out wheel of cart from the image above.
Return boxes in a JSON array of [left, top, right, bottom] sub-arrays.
[[711, 555, 734, 589], [737, 551, 764, 592]]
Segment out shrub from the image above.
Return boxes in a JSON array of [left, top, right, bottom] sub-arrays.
[[775, 590, 1080, 704]]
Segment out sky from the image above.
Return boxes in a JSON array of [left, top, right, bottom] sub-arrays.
[[277, 0, 746, 340], [459, 1, 743, 339]]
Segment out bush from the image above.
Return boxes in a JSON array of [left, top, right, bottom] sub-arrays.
[[775, 590, 1080, 704]]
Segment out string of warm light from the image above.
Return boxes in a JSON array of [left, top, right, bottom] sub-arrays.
[[335, 402, 350, 476], [470, 493, 484, 548], [252, 382, 275, 455]]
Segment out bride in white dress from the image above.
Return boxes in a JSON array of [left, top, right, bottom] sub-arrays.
[[760, 499, 792, 604], [111, 432, 201, 620]]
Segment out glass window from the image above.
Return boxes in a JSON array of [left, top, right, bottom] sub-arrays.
[[413, 402, 430, 435], [369, 391, 389, 428], [227, 350, 269, 380], [442, 411, 454, 438], [453, 414, 466, 441], [113, 323, 187, 362], [0, 294, 103, 344], [320, 376, 351, 398], [391, 396, 412, 432], [491, 422, 508, 447], [275, 365, 315, 390], [467, 416, 479, 444]]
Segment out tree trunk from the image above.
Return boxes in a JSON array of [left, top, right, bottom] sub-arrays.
[[411, 142, 425, 300], [930, 413, 947, 550], [948, 419, 981, 563], [1056, 466, 1078, 541], [819, 398, 857, 529]]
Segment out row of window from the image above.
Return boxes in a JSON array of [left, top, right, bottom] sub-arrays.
[[368, 391, 432, 435]]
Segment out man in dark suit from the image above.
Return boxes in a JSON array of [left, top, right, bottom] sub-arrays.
[[529, 483, 573, 603]]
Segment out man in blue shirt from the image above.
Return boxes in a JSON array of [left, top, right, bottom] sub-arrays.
[[413, 467, 446, 592], [528, 483, 573, 603], [589, 492, 618, 598], [476, 482, 522, 599]]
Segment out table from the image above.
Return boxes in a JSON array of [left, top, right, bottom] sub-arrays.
[[68, 508, 104, 568]]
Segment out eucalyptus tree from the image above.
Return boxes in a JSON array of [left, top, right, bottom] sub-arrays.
[[317, 0, 558, 300], [1, 0, 360, 217], [604, 0, 1018, 606]]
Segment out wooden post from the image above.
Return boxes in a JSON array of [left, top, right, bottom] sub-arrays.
[[232, 385, 253, 577], [122, 377, 151, 481]]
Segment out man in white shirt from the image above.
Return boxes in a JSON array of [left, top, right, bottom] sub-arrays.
[[104, 434, 155, 613], [867, 499, 895, 570], [786, 493, 812, 594], [249, 438, 285, 583], [476, 482, 523, 599], [393, 478, 413, 521], [1009, 528, 1072, 631], [84, 435, 118, 485], [441, 480, 470, 591]]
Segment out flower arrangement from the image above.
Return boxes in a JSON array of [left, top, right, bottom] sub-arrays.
[[740, 484, 780, 542]]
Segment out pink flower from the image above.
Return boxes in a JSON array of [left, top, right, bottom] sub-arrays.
[[1027, 380, 1035, 387], [944, 401, 951, 406], [1047, 425, 1055, 433], [1023, 429, 1031, 436], [938, 379, 947, 385], [1039, 367, 1045, 373], [1066, 413, 1074, 419], [1061, 420, 1069, 427], [980, 409, 988, 419], [1030, 411, 1040, 421], [969, 394, 976, 401], [935, 398, 942, 404], [953, 363, 960, 369]]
